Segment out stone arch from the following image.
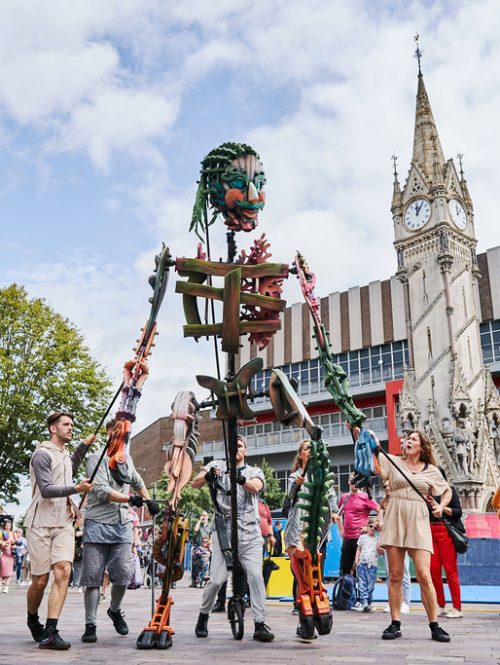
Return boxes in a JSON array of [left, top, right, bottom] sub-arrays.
[[483, 492, 496, 513]]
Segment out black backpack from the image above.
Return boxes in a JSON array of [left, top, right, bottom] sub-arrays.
[[331, 574, 358, 610]]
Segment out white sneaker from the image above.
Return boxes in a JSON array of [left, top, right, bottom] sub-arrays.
[[438, 606, 448, 616], [3, 586, 9, 593], [401, 602, 410, 614], [352, 602, 364, 612], [445, 608, 463, 618], [383, 605, 391, 613]]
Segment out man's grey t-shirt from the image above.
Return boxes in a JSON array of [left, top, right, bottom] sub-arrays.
[[205, 460, 265, 543], [83, 448, 145, 544]]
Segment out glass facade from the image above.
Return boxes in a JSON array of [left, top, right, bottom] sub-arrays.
[[480, 320, 500, 364], [239, 405, 387, 450], [273, 462, 382, 499], [250, 340, 409, 401]]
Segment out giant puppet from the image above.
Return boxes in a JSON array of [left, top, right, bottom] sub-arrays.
[[94, 143, 350, 648], [135, 143, 339, 647]]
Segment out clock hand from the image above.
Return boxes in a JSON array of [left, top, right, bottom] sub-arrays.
[[415, 201, 423, 215]]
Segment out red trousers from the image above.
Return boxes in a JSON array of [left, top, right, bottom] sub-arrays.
[[430, 522, 462, 610]]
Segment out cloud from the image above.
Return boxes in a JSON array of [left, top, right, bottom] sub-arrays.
[[3, 0, 500, 443], [56, 87, 178, 171], [0, 43, 119, 123], [4, 250, 216, 432]]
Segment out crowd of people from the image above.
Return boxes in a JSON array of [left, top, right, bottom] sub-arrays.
[[0, 521, 29, 591], [1, 407, 467, 651]]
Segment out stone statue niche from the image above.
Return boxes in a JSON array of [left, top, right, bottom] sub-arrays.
[[401, 411, 416, 436], [492, 414, 500, 467], [452, 404, 477, 477]]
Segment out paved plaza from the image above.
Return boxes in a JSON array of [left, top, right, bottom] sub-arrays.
[[1, 578, 499, 665]]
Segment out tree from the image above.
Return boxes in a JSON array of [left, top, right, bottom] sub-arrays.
[[0, 284, 112, 503], [155, 472, 212, 520], [260, 457, 285, 509]]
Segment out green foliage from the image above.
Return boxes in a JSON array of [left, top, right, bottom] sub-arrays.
[[260, 457, 285, 510], [155, 472, 212, 520], [0, 284, 112, 503]]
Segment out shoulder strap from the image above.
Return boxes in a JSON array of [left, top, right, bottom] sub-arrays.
[[338, 493, 351, 513], [377, 449, 433, 516]]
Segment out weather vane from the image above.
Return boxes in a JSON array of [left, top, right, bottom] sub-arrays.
[[414, 32, 423, 74], [391, 153, 399, 180]]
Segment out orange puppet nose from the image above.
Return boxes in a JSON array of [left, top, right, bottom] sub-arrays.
[[247, 181, 259, 203]]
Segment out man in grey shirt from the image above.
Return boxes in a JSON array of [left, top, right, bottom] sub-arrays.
[[192, 435, 274, 643], [80, 418, 159, 643], [26, 411, 95, 650]]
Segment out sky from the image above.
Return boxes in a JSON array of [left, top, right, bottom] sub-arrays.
[[2, 0, 500, 514]]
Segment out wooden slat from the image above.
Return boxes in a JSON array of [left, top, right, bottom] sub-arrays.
[[176, 280, 286, 311], [222, 268, 241, 353], [184, 320, 282, 338], [176, 257, 289, 279]]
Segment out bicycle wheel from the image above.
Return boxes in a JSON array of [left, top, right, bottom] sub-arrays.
[[228, 597, 244, 640]]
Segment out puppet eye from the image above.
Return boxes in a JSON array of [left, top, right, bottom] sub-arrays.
[[254, 175, 266, 191], [230, 176, 247, 190]]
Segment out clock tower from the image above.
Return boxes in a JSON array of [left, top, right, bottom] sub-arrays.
[[391, 45, 500, 510]]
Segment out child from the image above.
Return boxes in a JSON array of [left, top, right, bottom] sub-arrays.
[[354, 520, 379, 612]]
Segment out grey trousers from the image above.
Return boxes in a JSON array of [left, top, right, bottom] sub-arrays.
[[200, 531, 266, 624]]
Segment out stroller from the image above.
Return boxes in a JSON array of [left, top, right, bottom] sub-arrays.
[[191, 545, 211, 588]]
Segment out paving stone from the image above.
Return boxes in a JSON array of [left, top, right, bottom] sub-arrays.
[[1, 579, 500, 664]]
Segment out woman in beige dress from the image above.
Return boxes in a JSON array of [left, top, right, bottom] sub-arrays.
[[378, 430, 453, 642], [352, 427, 452, 642]]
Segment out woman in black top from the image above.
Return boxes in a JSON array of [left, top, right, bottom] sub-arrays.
[[429, 467, 464, 618]]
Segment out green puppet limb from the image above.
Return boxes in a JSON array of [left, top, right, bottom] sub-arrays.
[[315, 322, 366, 429], [296, 436, 335, 561]]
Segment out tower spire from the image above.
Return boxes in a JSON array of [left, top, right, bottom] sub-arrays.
[[411, 35, 445, 181], [457, 151, 473, 208], [391, 154, 402, 210]]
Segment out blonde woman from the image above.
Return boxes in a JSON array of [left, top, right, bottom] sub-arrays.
[[358, 429, 452, 643]]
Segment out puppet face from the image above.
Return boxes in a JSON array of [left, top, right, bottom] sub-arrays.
[[208, 153, 266, 232]]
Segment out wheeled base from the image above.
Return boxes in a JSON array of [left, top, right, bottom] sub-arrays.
[[292, 548, 333, 639], [136, 595, 174, 649]]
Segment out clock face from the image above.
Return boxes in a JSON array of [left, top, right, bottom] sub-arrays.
[[448, 199, 467, 230], [404, 198, 431, 231]]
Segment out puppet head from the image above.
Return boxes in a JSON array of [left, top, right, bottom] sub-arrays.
[[191, 142, 266, 238]]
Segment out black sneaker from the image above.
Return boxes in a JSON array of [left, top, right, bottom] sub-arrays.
[[107, 608, 129, 636], [382, 623, 402, 640], [212, 600, 225, 613], [253, 622, 274, 642], [431, 625, 450, 642], [27, 617, 45, 643], [39, 630, 71, 650], [195, 612, 209, 638], [81, 624, 97, 643], [296, 625, 317, 642]]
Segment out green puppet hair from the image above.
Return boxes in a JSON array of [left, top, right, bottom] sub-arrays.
[[190, 142, 259, 241]]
